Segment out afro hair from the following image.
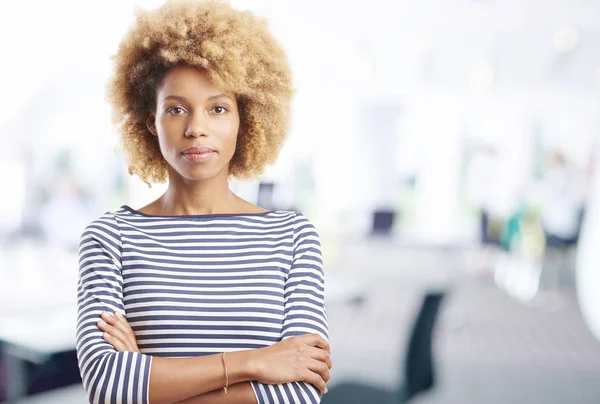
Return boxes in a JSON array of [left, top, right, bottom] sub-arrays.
[[106, 0, 294, 184]]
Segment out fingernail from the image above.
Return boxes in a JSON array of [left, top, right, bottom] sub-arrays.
[[325, 388, 328, 394], [115, 311, 122, 318], [98, 319, 106, 326], [103, 332, 110, 338]]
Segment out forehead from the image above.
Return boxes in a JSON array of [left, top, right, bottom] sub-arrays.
[[157, 65, 227, 98]]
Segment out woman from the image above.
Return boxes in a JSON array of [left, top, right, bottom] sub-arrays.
[[76, 1, 331, 403]]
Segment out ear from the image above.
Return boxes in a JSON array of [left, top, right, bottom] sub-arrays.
[[146, 113, 157, 136]]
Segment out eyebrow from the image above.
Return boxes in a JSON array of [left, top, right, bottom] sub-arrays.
[[163, 94, 235, 102]]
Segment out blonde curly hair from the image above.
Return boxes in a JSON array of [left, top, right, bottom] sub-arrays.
[[107, 0, 294, 184]]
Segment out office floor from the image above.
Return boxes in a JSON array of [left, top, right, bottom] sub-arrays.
[[413, 282, 600, 403]]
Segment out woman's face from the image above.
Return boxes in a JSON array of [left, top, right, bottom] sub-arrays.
[[147, 65, 240, 182]]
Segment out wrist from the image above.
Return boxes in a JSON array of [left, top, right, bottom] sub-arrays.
[[227, 349, 258, 384]]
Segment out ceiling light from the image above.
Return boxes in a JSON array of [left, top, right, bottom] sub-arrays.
[[553, 26, 579, 53], [470, 61, 495, 91]]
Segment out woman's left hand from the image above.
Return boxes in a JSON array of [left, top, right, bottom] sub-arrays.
[[97, 311, 140, 353]]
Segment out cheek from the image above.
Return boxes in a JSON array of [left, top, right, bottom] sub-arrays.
[[230, 124, 240, 145], [156, 134, 180, 163], [157, 136, 170, 155], [157, 120, 182, 147], [220, 120, 239, 149]]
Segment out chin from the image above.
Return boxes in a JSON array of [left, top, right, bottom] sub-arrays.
[[181, 172, 217, 182], [177, 166, 226, 182]]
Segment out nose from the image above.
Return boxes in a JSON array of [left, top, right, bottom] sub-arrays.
[[184, 111, 208, 138]]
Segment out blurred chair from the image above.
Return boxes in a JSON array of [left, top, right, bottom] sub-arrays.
[[322, 291, 446, 404], [0, 307, 79, 402], [370, 209, 397, 236]]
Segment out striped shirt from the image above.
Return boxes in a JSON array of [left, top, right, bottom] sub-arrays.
[[76, 206, 328, 404]]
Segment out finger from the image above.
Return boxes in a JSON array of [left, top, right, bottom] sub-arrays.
[[114, 311, 132, 329], [102, 312, 133, 335], [98, 320, 135, 351], [309, 347, 333, 369], [303, 333, 330, 353], [102, 332, 128, 352], [303, 369, 327, 394], [307, 358, 331, 384], [101, 312, 138, 349], [113, 310, 129, 325]]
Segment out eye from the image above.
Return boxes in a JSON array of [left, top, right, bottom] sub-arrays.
[[167, 106, 187, 115], [212, 105, 228, 115]]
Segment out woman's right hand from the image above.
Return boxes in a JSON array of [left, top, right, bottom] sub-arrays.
[[249, 333, 333, 393]]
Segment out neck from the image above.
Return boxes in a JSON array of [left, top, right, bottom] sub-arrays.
[[159, 168, 237, 215]]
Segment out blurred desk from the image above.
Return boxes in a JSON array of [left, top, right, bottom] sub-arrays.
[[323, 238, 464, 391], [0, 306, 77, 403], [328, 237, 466, 290], [0, 241, 79, 400], [0, 240, 78, 315], [325, 274, 367, 306], [326, 288, 426, 390]]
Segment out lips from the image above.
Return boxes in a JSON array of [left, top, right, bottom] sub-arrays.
[[182, 147, 216, 163]]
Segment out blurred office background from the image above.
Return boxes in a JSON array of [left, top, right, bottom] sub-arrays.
[[2, 0, 600, 402]]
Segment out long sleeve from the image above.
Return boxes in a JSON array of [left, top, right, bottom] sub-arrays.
[[76, 213, 153, 404], [250, 213, 329, 404]]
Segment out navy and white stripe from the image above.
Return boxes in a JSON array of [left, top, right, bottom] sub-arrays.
[[76, 206, 328, 404]]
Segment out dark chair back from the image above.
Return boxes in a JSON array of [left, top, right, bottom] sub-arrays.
[[401, 291, 445, 401]]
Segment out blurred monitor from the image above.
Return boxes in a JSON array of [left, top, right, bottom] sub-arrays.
[[371, 209, 396, 236], [257, 181, 276, 210]]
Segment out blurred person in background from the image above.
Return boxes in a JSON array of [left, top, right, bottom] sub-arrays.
[[532, 150, 587, 288], [537, 151, 586, 248], [465, 143, 502, 274], [76, 1, 331, 403]]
